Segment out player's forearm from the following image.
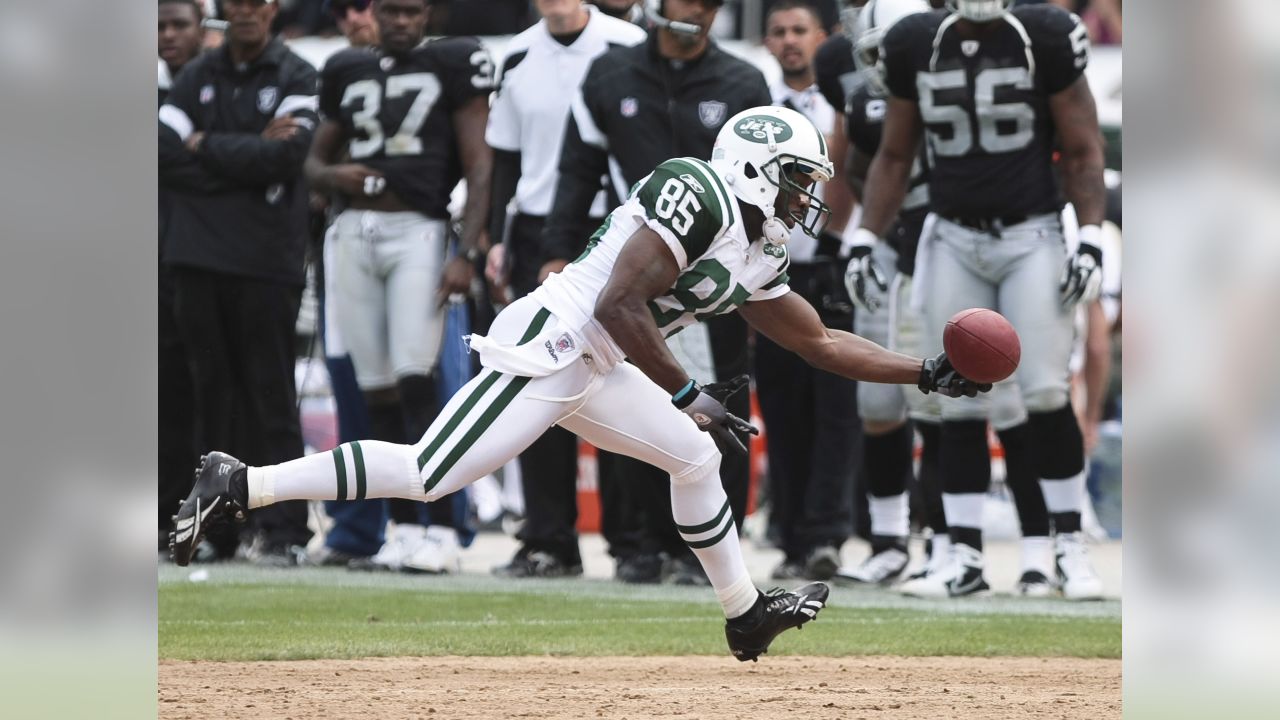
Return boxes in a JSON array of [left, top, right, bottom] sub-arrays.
[[595, 302, 689, 395], [461, 158, 493, 252], [857, 150, 911, 237], [304, 155, 339, 195], [809, 329, 922, 385], [1060, 145, 1107, 228]]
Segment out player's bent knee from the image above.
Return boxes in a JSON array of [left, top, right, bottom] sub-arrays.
[[671, 451, 721, 487]]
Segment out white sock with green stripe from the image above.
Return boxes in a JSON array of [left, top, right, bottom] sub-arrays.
[[246, 440, 423, 508], [671, 457, 757, 619]]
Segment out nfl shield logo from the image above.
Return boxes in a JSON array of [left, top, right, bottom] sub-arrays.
[[620, 97, 638, 118], [257, 86, 279, 114], [698, 100, 727, 128], [554, 334, 575, 354], [199, 84, 215, 104]]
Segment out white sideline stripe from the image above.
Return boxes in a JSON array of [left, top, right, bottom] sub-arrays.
[[159, 104, 194, 142], [162, 614, 1093, 629], [275, 94, 318, 117]]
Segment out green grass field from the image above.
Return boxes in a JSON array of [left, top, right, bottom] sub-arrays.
[[159, 565, 1120, 662]]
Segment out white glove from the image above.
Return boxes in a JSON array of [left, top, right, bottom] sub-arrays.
[[843, 228, 889, 313], [1060, 224, 1104, 308]]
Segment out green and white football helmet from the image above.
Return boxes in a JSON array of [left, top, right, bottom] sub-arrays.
[[710, 105, 834, 245]]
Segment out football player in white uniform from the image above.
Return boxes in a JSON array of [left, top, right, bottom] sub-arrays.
[[170, 105, 989, 661]]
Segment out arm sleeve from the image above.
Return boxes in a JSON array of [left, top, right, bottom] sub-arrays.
[[158, 63, 233, 193], [541, 72, 611, 262], [814, 36, 855, 113], [633, 160, 728, 269], [196, 61, 320, 185], [748, 268, 792, 302], [318, 54, 344, 120], [441, 37, 496, 111], [1030, 7, 1090, 94], [488, 149, 521, 244], [881, 20, 919, 101]]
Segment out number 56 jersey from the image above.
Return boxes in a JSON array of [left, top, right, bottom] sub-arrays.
[[531, 157, 790, 360], [318, 37, 494, 219], [881, 6, 1090, 219]]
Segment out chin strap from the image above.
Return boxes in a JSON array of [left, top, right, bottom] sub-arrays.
[[762, 216, 789, 245]]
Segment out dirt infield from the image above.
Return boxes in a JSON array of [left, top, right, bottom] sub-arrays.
[[159, 655, 1120, 719]]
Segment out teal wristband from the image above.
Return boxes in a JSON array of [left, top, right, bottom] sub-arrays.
[[671, 380, 697, 407]]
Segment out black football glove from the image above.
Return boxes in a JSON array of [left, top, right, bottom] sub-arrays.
[[674, 374, 759, 456], [917, 352, 992, 398]]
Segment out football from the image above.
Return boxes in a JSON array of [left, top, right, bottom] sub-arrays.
[[942, 308, 1021, 384]]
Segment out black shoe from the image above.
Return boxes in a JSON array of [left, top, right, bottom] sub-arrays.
[[615, 553, 663, 584], [724, 582, 830, 662], [492, 548, 584, 578], [307, 545, 368, 568], [666, 554, 710, 586], [170, 452, 248, 567]]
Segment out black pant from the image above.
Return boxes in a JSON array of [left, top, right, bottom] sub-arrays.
[[158, 265, 199, 539], [754, 280, 859, 561], [172, 267, 311, 549]]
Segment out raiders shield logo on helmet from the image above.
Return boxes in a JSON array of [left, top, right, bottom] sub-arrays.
[[257, 86, 278, 114], [698, 100, 727, 128]]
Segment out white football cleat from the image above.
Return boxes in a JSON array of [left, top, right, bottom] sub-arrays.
[[403, 525, 462, 575], [835, 547, 909, 586], [1016, 570, 1057, 598], [1055, 532, 1104, 600]]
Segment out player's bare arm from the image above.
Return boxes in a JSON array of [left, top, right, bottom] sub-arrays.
[[441, 94, 494, 304], [304, 118, 383, 197], [856, 96, 923, 237], [1050, 76, 1107, 227], [845, 143, 872, 200], [739, 291, 923, 385], [594, 228, 689, 395]]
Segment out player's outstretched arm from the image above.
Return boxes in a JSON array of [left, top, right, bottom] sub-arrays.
[[594, 228, 690, 395], [740, 291, 922, 385]]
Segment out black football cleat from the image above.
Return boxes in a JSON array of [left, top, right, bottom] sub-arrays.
[[169, 452, 248, 567], [725, 582, 830, 662]]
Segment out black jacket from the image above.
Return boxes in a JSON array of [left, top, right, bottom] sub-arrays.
[[542, 35, 771, 262], [159, 38, 318, 285]]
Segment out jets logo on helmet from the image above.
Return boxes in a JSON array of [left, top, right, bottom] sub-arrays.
[[710, 105, 834, 245], [947, 0, 1014, 22], [853, 0, 930, 98], [733, 116, 795, 144]]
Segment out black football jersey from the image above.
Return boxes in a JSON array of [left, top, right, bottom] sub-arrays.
[[846, 83, 930, 276], [813, 33, 858, 117], [319, 37, 494, 218], [882, 6, 1089, 218]]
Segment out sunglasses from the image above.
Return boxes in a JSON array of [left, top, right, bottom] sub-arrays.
[[327, 0, 373, 20]]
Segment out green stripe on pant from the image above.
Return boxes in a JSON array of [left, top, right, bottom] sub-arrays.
[[415, 306, 551, 472], [423, 374, 532, 494], [332, 445, 347, 500], [678, 499, 735, 550], [352, 441, 367, 501]]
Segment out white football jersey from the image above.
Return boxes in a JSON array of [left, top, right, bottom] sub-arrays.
[[530, 156, 792, 356]]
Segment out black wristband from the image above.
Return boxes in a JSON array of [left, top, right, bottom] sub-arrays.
[[671, 380, 700, 410]]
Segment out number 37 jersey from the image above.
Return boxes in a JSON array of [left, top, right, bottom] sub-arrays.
[[881, 6, 1089, 218], [319, 37, 494, 218], [531, 157, 790, 348]]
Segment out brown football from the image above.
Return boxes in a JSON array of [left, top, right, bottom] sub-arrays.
[[942, 308, 1021, 384]]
